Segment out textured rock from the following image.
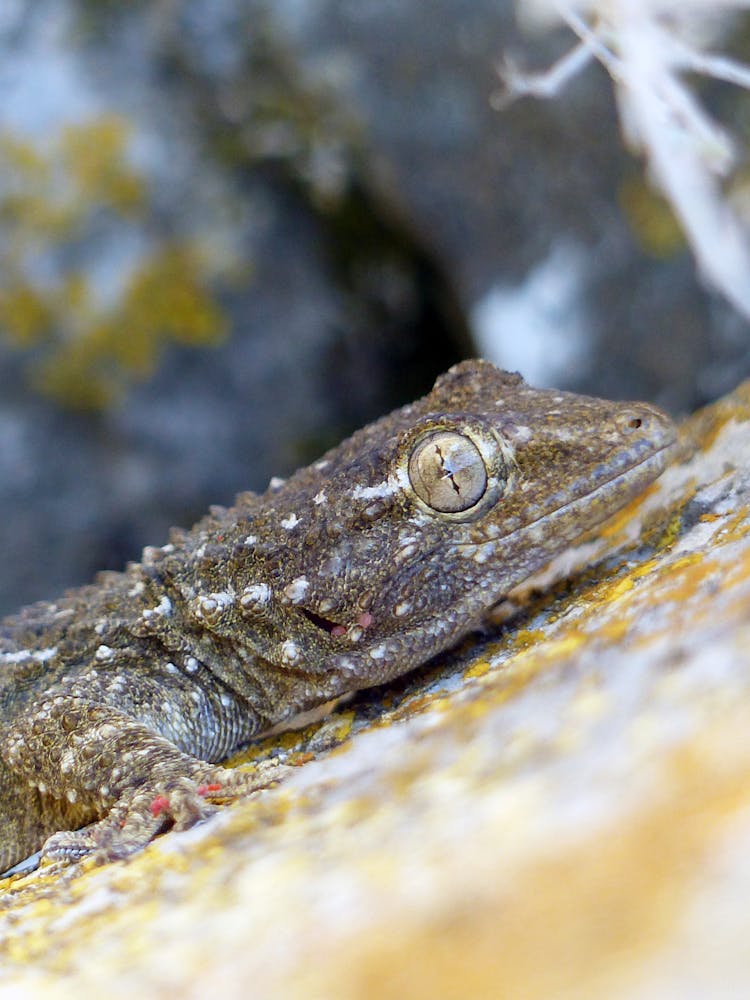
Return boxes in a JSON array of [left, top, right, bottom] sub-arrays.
[[1, 381, 750, 997]]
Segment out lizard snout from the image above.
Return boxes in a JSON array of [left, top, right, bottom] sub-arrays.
[[614, 404, 676, 451]]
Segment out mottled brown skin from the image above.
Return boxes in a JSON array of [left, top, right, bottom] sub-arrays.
[[0, 361, 676, 872]]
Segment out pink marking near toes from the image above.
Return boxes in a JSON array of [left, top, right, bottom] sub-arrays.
[[198, 783, 223, 797], [150, 795, 171, 818]]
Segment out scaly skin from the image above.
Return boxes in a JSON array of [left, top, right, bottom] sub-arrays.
[[0, 360, 676, 872]]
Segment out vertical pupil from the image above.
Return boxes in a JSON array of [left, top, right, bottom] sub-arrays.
[[408, 431, 488, 513], [434, 445, 461, 494]]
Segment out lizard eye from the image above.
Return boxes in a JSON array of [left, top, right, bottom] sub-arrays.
[[408, 431, 488, 513]]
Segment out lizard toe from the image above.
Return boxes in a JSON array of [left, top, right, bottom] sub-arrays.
[[40, 779, 212, 863], [189, 759, 295, 801], [41, 827, 104, 864], [40, 760, 292, 864]]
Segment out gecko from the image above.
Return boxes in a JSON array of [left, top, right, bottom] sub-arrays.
[[0, 359, 676, 873]]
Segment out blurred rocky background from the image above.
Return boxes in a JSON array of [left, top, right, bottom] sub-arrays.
[[1, 0, 749, 615]]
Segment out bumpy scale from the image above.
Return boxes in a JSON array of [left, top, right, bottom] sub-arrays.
[[0, 360, 676, 872]]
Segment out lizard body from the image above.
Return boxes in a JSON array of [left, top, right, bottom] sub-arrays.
[[0, 360, 676, 871]]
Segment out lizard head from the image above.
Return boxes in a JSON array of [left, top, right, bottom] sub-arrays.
[[186, 359, 676, 703]]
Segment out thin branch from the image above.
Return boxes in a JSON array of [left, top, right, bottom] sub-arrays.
[[492, 42, 593, 108], [502, 0, 750, 320], [669, 38, 750, 89], [554, 4, 622, 77]]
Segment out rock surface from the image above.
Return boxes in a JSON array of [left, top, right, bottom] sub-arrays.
[[1, 382, 750, 997]]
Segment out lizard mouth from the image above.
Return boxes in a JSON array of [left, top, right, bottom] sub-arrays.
[[299, 607, 343, 635], [450, 436, 676, 554], [298, 605, 376, 641], [541, 439, 675, 525]]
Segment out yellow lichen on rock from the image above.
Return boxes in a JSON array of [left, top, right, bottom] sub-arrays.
[[0, 119, 227, 409]]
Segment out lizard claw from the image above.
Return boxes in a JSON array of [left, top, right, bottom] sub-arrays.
[[40, 760, 292, 864], [41, 778, 215, 863]]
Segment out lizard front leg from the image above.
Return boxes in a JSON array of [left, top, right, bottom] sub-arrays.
[[4, 695, 289, 865]]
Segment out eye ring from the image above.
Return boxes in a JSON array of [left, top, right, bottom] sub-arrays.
[[407, 431, 488, 513]]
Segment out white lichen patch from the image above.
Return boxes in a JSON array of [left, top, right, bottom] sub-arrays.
[[142, 596, 173, 620], [283, 577, 310, 604], [194, 592, 235, 621], [352, 481, 394, 501], [212, 591, 236, 608], [281, 513, 301, 530], [279, 640, 301, 665], [332, 654, 359, 675], [313, 491, 328, 506], [240, 583, 272, 608], [0, 646, 58, 665]]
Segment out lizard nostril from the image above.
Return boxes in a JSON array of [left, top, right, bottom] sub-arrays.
[[616, 411, 648, 434]]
